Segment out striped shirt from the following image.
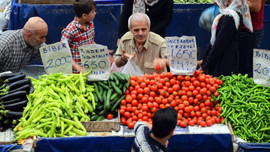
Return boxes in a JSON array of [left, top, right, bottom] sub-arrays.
[[61, 18, 95, 73], [131, 122, 167, 152], [0, 29, 41, 73]]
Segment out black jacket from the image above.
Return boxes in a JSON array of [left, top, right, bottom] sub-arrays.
[[202, 14, 242, 77], [118, 0, 173, 38]]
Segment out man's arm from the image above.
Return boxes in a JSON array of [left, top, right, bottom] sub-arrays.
[[248, 0, 262, 13]]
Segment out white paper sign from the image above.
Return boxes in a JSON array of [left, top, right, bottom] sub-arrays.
[[165, 36, 197, 75], [39, 40, 72, 75], [79, 44, 110, 81], [253, 49, 270, 86]]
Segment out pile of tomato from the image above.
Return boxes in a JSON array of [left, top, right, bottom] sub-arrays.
[[119, 70, 225, 129]]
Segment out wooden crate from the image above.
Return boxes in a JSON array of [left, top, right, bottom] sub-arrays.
[[81, 112, 120, 132]]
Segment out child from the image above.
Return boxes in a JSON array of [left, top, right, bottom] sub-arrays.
[[61, 0, 96, 73]]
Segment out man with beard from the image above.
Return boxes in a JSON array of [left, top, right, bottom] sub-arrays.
[[114, 13, 168, 74], [0, 16, 48, 72]]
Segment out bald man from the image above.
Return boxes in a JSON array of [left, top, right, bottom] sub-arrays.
[[0, 16, 48, 72]]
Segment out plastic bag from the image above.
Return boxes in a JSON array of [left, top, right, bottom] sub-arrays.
[[121, 58, 144, 76], [199, 5, 219, 32]]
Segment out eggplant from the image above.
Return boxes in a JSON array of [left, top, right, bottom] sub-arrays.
[[3, 100, 28, 110], [7, 78, 31, 91], [2, 97, 26, 105], [8, 84, 31, 94], [4, 74, 26, 83], [0, 90, 27, 102], [0, 72, 22, 82]]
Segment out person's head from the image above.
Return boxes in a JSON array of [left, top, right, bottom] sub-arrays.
[[151, 107, 177, 139], [215, 0, 246, 12], [22, 17, 48, 48], [73, 0, 96, 22], [128, 13, 151, 44]]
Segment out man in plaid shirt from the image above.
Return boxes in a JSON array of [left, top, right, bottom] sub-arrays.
[[0, 17, 48, 73], [61, 0, 96, 73]]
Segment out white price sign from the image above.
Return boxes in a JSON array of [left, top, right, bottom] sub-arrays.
[[165, 36, 197, 75], [253, 49, 270, 86], [79, 44, 111, 81], [39, 40, 72, 75]]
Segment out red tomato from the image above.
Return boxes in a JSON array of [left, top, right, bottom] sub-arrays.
[[107, 113, 113, 120]]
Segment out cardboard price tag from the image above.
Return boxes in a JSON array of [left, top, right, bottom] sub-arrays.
[[253, 49, 270, 86], [79, 44, 110, 81], [39, 40, 72, 75], [165, 36, 197, 75]]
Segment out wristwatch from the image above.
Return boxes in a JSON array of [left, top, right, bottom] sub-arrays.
[[121, 56, 127, 63]]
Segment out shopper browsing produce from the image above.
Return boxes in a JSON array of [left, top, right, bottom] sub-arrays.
[[114, 13, 168, 74], [131, 107, 177, 152], [61, 0, 96, 73], [200, 0, 253, 77], [0, 17, 48, 73]]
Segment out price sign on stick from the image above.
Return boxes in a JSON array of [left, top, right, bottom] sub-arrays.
[[165, 36, 197, 75], [253, 49, 270, 86], [79, 44, 111, 81], [40, 39, 72, 75]]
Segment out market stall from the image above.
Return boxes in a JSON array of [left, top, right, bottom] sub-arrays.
[[2, 0, 270, 151]]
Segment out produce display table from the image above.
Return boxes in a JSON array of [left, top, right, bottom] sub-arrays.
[[36, 124, 232, 152], [9, 0, 270, 58]]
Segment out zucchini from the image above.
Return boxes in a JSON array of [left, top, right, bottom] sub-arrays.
[[4, 74, 26, 83], [0, 90, 27, 102]]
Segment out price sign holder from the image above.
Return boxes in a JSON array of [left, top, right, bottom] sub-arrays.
[[253, 49, 270, 86], [79, 44, 111, 81], [165, 36, 197, 75], [39, 39, 72, 75]]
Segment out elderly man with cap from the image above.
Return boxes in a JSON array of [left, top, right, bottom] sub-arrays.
[[0, 16, 48, 73]]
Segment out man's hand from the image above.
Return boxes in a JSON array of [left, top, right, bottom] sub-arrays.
[[153, 58, 168, 71], [75, 64, 84, 73], [122, 49, 136, 61]]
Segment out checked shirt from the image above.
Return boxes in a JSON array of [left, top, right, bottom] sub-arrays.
[[61, 18, 95, 73], [0, 29, 41, 73]]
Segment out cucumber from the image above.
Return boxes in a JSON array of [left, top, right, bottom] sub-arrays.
[[113, 72, 125, 82], [111, 96, 125, 111], [111, 81, 122, 95], [96, 116, 105, 121], [91, 115, 99, 121], [110, 92, 118, 100], [106, 89, 112, 110], [97, 81, 110, 90], [93, 82, 102, 102]]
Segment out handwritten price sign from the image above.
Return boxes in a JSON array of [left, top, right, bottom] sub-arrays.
[[165, 36, 197, 75], [40, 40, 72, 75], [253, 49, 270, 86], [79, 44, 110, 81]]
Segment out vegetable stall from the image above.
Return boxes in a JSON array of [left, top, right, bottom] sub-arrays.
[[0, 67, 269, 151], [3, 0, 270, 151]]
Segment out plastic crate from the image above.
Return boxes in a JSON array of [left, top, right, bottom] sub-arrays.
[[94, 0, 123, 4]]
